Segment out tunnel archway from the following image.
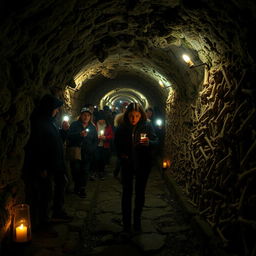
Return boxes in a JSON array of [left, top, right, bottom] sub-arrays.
[[1, 1, 256, 255], [99, 88, 149, 110]]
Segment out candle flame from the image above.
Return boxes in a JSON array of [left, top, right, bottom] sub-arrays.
[[19, 224, 24, 230]]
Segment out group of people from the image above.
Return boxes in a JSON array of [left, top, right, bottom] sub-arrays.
[[23, 94, 161, 234], [67, 107, 114, 198]]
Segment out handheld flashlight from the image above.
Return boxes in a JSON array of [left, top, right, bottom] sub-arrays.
[[156, 119, 163, 126], [63, 115, 69, 122]]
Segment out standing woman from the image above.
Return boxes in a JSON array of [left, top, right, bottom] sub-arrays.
[[67, 107, 98, 197], [114, 103, 158, 232]]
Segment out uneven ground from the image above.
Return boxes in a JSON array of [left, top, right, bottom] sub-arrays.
[[4, 156, 209, 256]]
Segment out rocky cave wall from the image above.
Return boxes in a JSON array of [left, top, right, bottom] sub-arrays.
[[165, 62, 256, 255]]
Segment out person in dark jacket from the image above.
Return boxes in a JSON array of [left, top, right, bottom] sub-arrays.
[[114, 103, 158, 232], [67, 107, 98, 197], [95, 110, 114, 180], [23, 94, 72, 231]]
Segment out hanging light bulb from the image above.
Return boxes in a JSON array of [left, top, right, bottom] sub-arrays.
[[159, 80, 164, 88], [182, 54, 194, 68]]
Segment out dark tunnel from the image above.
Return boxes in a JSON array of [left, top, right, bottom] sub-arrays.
[[0, 0, 256, 255]]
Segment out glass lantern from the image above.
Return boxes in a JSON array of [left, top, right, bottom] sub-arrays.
[[13, 204, 32, 243]]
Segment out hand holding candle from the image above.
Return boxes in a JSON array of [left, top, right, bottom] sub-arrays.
[[98, 130, 105, 139], [140, 133, 149, 145]]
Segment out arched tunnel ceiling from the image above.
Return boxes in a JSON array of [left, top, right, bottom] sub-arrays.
[[100, 88, 149, 110], [70, 69, 167, 115], [1, 0, 254, 109], [71, 45, 204, 113]]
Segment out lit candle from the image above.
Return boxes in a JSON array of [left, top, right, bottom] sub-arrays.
[[100, 130, 104, 135], [140, 133, 147, 139], [16, 224, 28, 242], [163, 161, 167, 168]]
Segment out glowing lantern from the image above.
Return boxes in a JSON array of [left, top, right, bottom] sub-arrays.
[[13, 204, 32, 243]]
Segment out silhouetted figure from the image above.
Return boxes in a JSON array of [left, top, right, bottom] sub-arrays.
[[23, 94, 72, 232], [115, 103, 158, 232]]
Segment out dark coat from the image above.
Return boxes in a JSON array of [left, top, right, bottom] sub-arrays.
[[23, 95, 65, 178], [114, 120, 158, 170], [67, 120, 98, 155]]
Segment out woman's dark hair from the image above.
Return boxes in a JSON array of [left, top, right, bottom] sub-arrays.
[[123, 103, 147, 125], [96, 110, 110, 126]]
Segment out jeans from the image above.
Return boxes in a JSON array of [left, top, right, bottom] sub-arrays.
[[121, 161, 151, 229]]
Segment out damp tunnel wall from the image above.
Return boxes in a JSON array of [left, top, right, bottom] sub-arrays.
[[0, 1, 256, 255]]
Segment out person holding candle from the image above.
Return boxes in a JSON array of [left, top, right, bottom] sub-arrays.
[[67, 107, 98, 197], [95, 110, 114, 180], [114, 103, 158, 233], [23, 94, 73, 232]]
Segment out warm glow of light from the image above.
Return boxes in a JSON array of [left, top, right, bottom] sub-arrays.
[[182, 54, 190, 63], [16, 224, 28, 242], [162, 159, 171, 169], [182, 54, 194, 67], [159, 80, 164, 87]]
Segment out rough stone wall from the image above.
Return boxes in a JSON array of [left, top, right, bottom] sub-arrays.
[[0, 86, 68, 242], [165, 63, 256, 255], [0, 89, 34, 241]]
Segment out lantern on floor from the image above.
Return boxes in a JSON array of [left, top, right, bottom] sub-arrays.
[[162, 159, 171, 170], [13, 204, 32, 243]]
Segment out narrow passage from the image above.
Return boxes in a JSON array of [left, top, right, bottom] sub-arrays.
[[7, 157, 202, 256], [79, 157, 202, 256]]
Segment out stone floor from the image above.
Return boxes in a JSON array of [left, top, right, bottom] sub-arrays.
[[4, 157, 207, 256]]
